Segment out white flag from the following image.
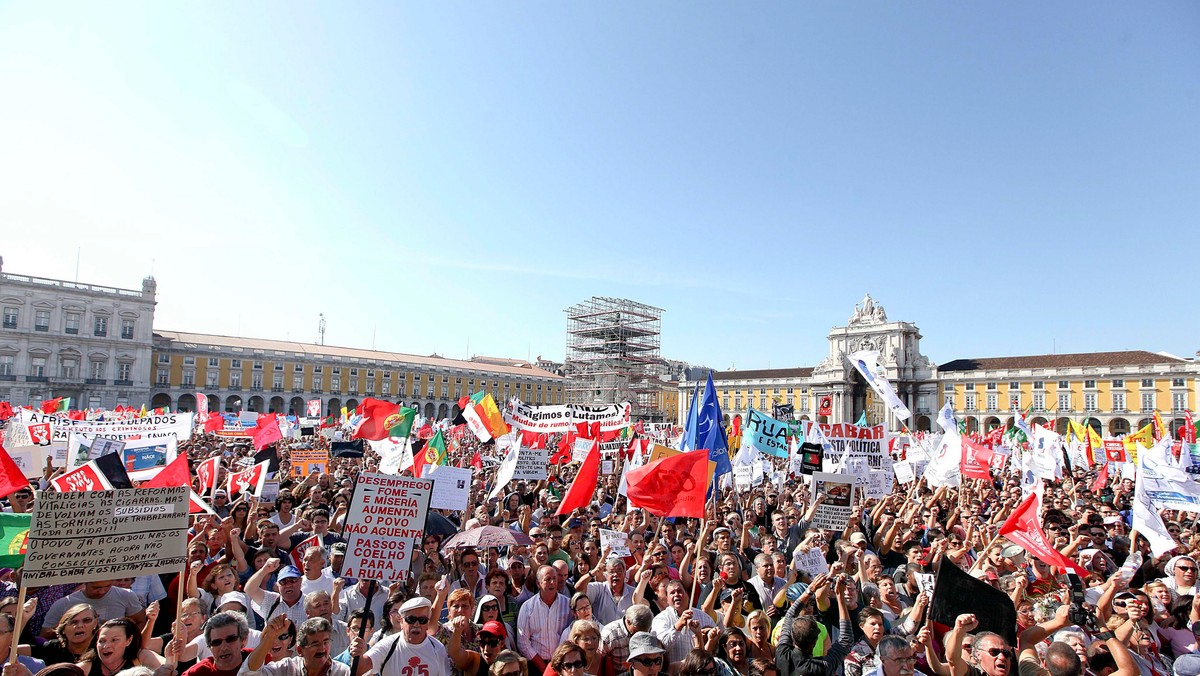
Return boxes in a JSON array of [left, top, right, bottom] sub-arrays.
[[488, 433, 520, 501], [848, 351, 911, 421], [1134, 446, 1178, 557], [371, 436, 413, 475], [936, 401, 956, 433]]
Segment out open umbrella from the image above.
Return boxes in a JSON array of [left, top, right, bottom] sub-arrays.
[[440, 525, 533, 554], [424, 511, 459, 538]]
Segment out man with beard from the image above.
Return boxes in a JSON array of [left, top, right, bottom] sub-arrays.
[[245, 615, 352, 676], [182, 612, 250, 676], [356, 597, 450, 676]]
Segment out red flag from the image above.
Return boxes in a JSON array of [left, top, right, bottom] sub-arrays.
[[519, 429, 545, 449], [227, 461, 268, 499], [961, 438, 993, 480], [1185, 411, 1196, 444], [999, 491, 1088, 576], [189, 491, 218, 515], [0, 402, 12, 420], [555, 441, 600, 516], [196, 457, 220, 495], [625, 449, 711, 519], [38, 398, 64, 414], [352, 398, 402, 441], [251, 414, 283, 451], [0, 446, 30, 498], [633, 421, 644, 435], [470, 452, 482, 470], [142, 452, 191, 489], [204, 413, 225, 433], [1090, 461, 1109, 494], [290, 534, 322, 568], [1103, 440, 1128, 463]]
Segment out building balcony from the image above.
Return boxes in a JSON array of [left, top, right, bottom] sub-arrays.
[[64, 327, 78, 335], [114, 379, 133, 386], [0, 375, 14, 382], [85, 378, 106, 385], [292, 388, 304, 394], [26, 376, 47, 383], [249, 386, 263, 392], [271, 387, 283, 392], [1112, 408, 1129, 414]]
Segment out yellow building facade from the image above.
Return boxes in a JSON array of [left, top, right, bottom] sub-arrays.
[[151, 330, 564, 420]]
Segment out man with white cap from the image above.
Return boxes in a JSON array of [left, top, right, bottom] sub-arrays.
[[355, 596, 449, 676]]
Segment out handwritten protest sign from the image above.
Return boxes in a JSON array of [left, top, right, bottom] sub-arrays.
[[599, 528, 631, 557], [793, 547, 829, 577], [428, 466, 472, 511], [24, 486, 189, 585], [342, 473, 432, 582], [513, 448, 548, 481], [811, 472, 855, 530]]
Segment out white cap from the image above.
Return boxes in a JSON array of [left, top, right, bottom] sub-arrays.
[[398, 596, 432, 614]]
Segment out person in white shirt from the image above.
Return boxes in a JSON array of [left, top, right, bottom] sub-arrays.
[[517, 565, 572, 674], [244, 615, 354, 676], [355, 597, 450, 676], [246, 561, 309, 627], [651, 578, 718, 665], [300, 547, 336, 596]]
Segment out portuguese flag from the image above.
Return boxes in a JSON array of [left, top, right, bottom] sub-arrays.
[[0, 513, 30, 568], [413, 429, 448, 478]]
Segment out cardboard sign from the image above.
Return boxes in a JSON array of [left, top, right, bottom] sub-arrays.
[[291, 447, 330, 477], [894, 460, 915, 485], [342, 473, 432, 582], [513, 447, 548, 481], [24, 486, 189, 585], [601, 460, 614, 475], [260, 480, 280, 502], [866, 470, 890, 499], [427, 466, 472, 512], [572, 438, 595, 463], [793, 547, 829, 578], [599, 528, 631, 557], [810, 472, 855, 530]]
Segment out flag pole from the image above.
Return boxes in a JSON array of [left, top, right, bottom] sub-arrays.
[[968, 533, 1003, 573], [8, 584, 25, 667], [690, 518, 705, 607]]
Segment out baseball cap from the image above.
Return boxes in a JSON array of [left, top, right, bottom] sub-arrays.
[[850, 533, 869, 545], [479, 620, 507, 639], [1114, 591, 1137, 601], [716, 589, 734, 604], [213, 489, 228, 498], [508, 555, 527, 567], [332, 543, 347, 554], [277, 565, 303, 581], [568, 517, 583, 528]]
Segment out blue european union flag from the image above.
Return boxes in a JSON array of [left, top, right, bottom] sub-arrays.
[[697, 372, 732, 478]]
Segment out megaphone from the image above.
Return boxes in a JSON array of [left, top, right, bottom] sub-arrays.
[[1001, 544, 1026, 566]]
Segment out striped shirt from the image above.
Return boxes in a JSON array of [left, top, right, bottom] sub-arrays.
[[516, 592, 571, 661], [651, 606, 718, 665]]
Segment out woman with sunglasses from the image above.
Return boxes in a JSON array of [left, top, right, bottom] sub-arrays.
[[542, 642, 588, 676], [1161, 555, 1198, 598], [472, 596, 513, 651], [678, 648, 732, 676]]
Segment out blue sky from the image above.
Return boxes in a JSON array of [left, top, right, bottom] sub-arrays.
[[2, 3, 1197, 370]]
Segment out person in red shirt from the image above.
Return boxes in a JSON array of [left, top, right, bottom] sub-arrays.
[[182, 612, 250, 676]]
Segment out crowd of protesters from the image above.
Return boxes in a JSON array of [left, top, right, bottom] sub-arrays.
[[1, 418, 1199, 676]]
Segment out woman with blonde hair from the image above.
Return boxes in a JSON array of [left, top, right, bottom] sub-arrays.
[[742, 611, 774, 662], [567, 621, 609, 676], [488, 650, 527, 676]]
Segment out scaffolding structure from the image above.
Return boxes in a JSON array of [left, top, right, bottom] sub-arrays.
[[564, 297, 668, 421]]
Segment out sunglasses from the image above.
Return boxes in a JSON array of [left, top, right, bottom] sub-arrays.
[[632, 657, 664, 667], [560, 661, 587, 670], [404, 615, 430, 625], [209, 635, 242, 647], [482, 604, 499, 612], [1178, 566, 1197, 572], [480, 637, 503, 647], [984, 648, 1014, 658]]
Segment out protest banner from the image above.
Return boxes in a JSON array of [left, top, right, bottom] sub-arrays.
[[24, 486, 189, 585], [572, 438, 595, 463], [513, 447, 548, 481], [260, 480, 280, 502], [68, 435, 177, 481], [20, 409, 194, 446], [810, 472, 855, 530], [291, 447, 330, 477], [648, 444, 681, 464], [733, 465, 756, 492], [792, 547, 829, 577], [601, 460, 614, 475], [503, 400, 631, 434], [599, 528, 631, 557], [744, 408, 789, 458], [809, 422, 887, 472], [342, 473, 432, 582], [866, 470, 890, 499], [427, 466, 472, 511], [894, 460, 915, 485], [788, 439, 804, 476]]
